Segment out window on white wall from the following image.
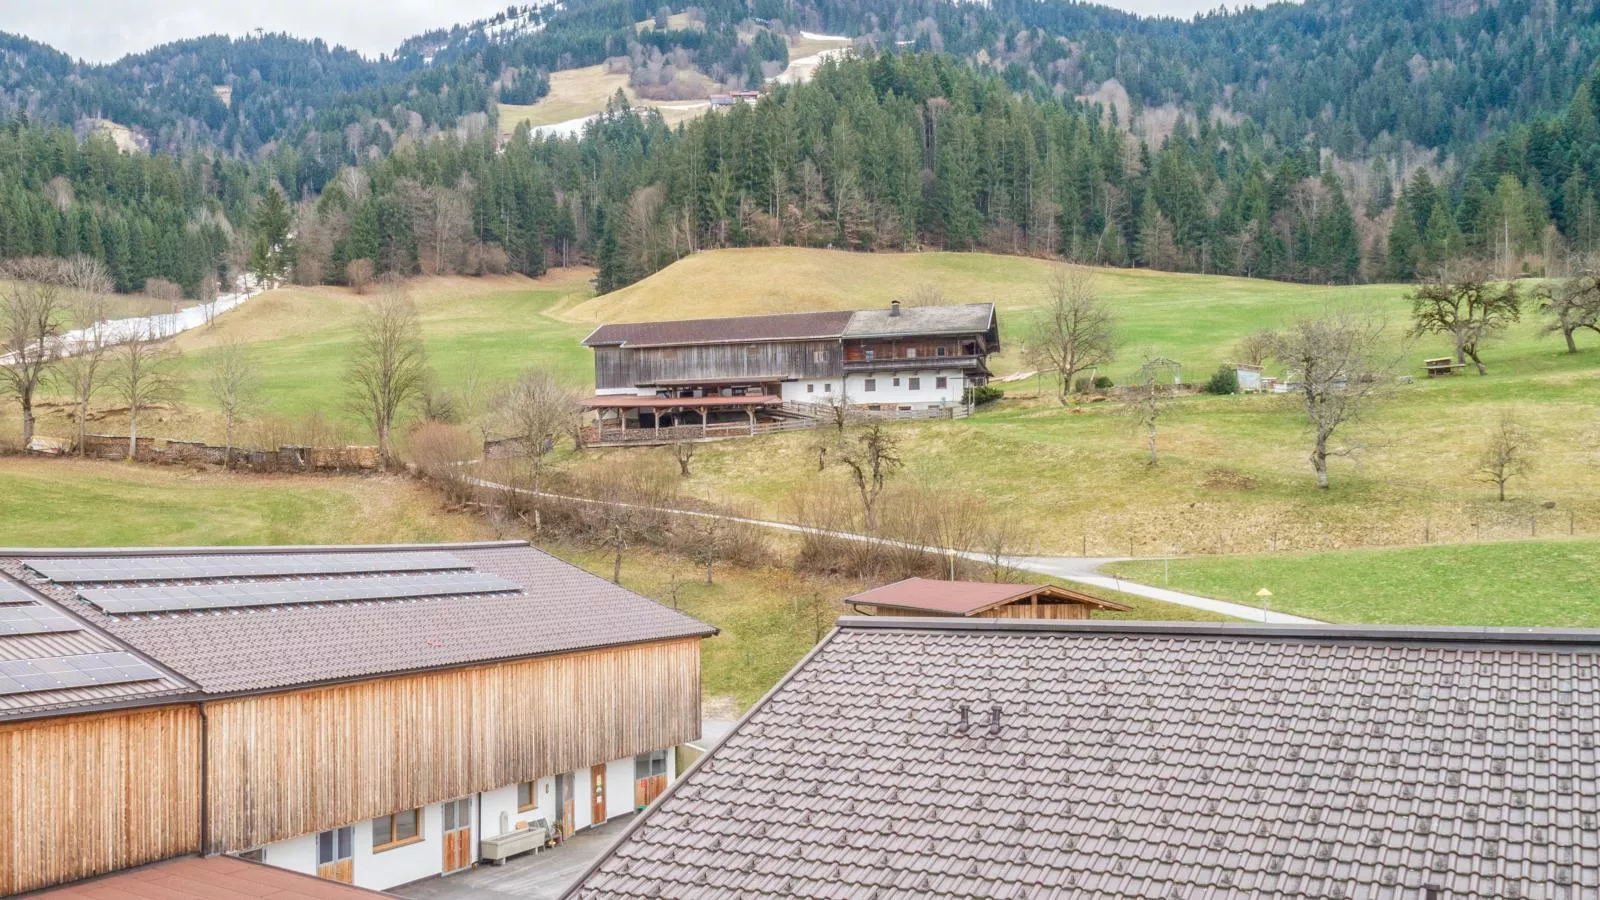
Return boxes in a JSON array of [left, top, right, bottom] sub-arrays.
[[824, 383, 833, 392], [372, 809, 421, 852], [518, 782, 537, 811], [936, 376, 948, 389], [864, 379, 877, 392], [807, 383, 815, 393], [892, 377, 901, 387], [317, 827, 353, 870], [635, 750, 669, 779], [909, 378, 921, 390]]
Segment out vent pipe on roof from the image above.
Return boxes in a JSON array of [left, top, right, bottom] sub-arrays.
[[987, 706, 1003, 737], [890, 299, 902, 317]]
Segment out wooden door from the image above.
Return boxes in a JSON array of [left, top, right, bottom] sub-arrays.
[[590, 764, 607, 825], [557, 773, 575, 836], [441, 797, 473, 874], [316, 827, 353, 883]]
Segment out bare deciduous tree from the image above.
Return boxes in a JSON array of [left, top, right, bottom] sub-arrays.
[[1232, 328, 1277, 366], [1121, 355, 1177, 466], [54, 258, 114, 455], [346, 259, 375, 294], [109, 326, 183, 460], [0, 258, 69, 449], [671, 437, 696, 476], [1273, 310, 1393, 490], [205, 339, 262, 466], [1475, 413, 1537, 501], [1536, 271, 1600, 354], [1025, 268, 1118, 405], [1408, 273, 1521, 375], [409, 421, 480, 505], [488, 367, 579, 522], [839, 423, 902, 531], [345, 278, 431, 467]]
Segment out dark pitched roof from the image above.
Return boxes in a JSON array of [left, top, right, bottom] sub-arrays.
[[844, 577, 1130, 616], [0, 541, 714, 703], [34, 855, 391, 898], [581, 311, 853, 348], [0, 573, 192, 720], [841, 302, 996, 339], [571, 617, 1600, 899]]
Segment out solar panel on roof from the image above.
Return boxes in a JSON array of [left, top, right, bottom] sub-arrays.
[[0, 604, 83, 637], [78, 572, 523, 615], [0, 651, 163, 696], [0, 583, 38, 606], [25, 551, 473, 584]]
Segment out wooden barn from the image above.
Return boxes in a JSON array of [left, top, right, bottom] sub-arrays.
[[843, 577, 1130, 620], [579, 301, 1000, 444], [0, 541, 715, 896]]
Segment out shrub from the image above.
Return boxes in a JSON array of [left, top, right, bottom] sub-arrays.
[[964, 384, 1004, 405], [1203, 365, 1239, 395], [1093, 375, 1115, 389]]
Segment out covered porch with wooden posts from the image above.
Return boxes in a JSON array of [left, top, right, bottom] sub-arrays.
[[579, 394, 811, 446]]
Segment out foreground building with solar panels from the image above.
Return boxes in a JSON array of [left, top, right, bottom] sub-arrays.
[[0, 540, 716, 896]]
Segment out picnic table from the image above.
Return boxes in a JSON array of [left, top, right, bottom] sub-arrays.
[[1423, 357, 1467, 377]]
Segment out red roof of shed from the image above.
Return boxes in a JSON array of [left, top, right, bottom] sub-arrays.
[[844, 577, 1129, 616], [35, 855, 390, 898]]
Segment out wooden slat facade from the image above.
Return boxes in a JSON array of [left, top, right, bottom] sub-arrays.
[[0, 706, 201, 896], [594, 342, 839, 391], [202, 638, 702, 853]]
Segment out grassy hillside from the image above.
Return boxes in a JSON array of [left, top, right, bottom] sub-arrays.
[[1104, 538, 1600, 627], [0, 458, 490, 546]]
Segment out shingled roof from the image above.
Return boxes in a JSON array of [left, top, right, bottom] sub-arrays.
[[0, 541, 714, 710], [581, 311, 853, 348], [570, 617, 1600, 899], [841, 302, 997, 340], [844, 577, 1131, 616]]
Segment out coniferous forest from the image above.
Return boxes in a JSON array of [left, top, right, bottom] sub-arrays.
[[2, 0, 1599, 296]]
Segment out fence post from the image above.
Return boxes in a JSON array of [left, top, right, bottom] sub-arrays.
[[1530, 515, 1537, 538]]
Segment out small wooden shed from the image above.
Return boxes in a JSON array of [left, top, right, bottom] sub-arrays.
[[844, 577, 1131, 620]]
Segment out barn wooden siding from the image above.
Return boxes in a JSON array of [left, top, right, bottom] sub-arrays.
[[0, 706, 201, 896], [594, 341, 841, 390], [203, 638, 702, 853]]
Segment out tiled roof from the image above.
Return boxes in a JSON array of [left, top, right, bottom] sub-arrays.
[[34, 855, 390, 898], [571, 618, 1600, 899], [844, 577, 1130, 615], [0, 542, 714, 700], [841, 302, 997, 339], [582, 311, 853, 348]]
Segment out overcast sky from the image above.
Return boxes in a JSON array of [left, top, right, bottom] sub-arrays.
[[1, 0, 1252, 63]]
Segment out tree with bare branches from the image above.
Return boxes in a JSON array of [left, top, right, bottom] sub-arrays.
[[1408, 273, 1521, 374], [839, 423, 902, 531], [1537, 271, 1600, 354], [1475, 413, 1537, 501], [108, 326, 183, 460], [1025, 268, 1118, 405], [53, 258, 114, 455], [345, 278, 431, 467], [0, 258, 69, 449], [1273, 310, 1393, 489], [204, 339, 262, 466], [671, 437, 696, 476], [1121, 355, 1177, 466]]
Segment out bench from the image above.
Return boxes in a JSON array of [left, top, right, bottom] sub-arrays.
[[1423, 357, 1467, 377]]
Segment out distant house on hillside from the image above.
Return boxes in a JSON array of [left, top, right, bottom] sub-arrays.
[[570, 616, 1600, 898], [0, 541, 714, 895], [844, 577, 1129, 619], [578, 300, 1000, 443]]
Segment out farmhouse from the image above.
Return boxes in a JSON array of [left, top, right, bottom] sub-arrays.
[[844, 577, 1130, 619], [579, 300, 1000, 442], [0, 541, 714, 896], [570, 616, 1600, 898]]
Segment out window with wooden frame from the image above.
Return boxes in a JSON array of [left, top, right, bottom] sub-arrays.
[[892, 377, 901, 387], [908, 377, 921, 390], [935, 376, 948, 389], [371, 808, 422, 852], [936, 346, 948, 357], [863, 379, 877, 392], [517, 781, 538, 812]]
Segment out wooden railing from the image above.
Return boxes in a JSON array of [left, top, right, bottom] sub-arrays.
[[583, 419, 818, 446]]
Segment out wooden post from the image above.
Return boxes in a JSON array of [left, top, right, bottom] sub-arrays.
[[747, 407, 756, 435], [700, 407, 708, 436]]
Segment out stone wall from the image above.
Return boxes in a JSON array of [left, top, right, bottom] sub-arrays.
[[77, 434, 381, 472]]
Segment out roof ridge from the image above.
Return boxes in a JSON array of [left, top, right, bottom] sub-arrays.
[[0, 540, 531, 559], [837, 615, 1600, 645]]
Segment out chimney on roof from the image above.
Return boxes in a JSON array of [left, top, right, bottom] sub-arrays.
[[987, 706, 1002, 737], [890, 299, 902, 317]]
